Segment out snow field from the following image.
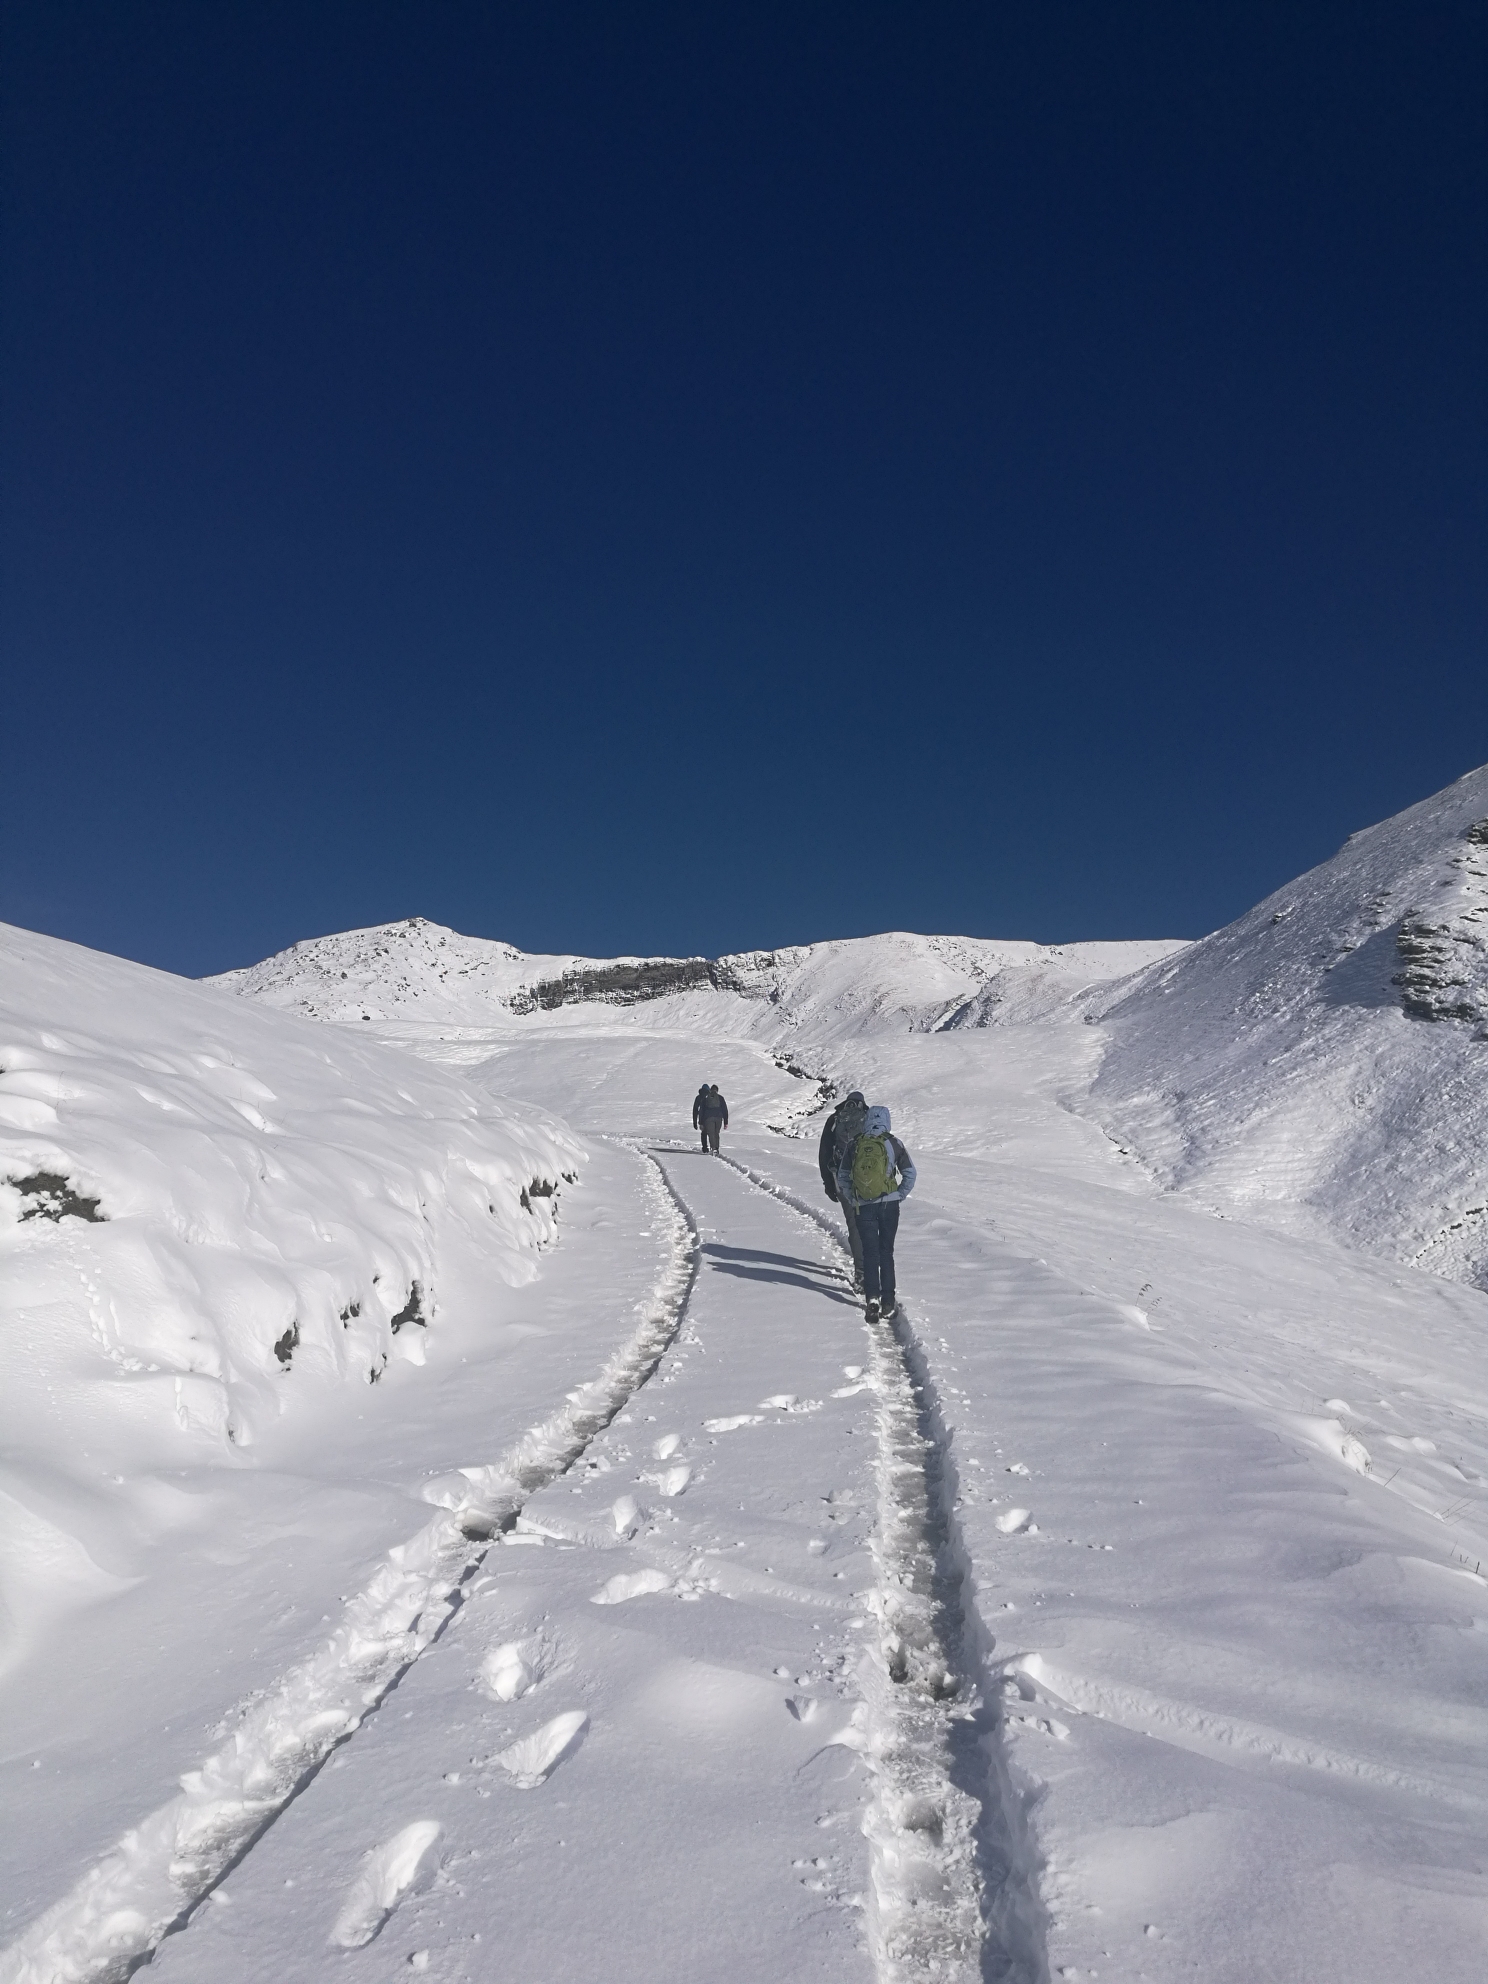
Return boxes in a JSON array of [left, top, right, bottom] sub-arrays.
[[137, 1151, 889, 1981], [11, 753, 1488, 1984], [268, 996, 1487, 1981], [0, 1149, 695, 1983], [753, 1129, 1488, 1983]]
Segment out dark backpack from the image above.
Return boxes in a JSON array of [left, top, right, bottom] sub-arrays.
[[831, 1096, 869, 1165]]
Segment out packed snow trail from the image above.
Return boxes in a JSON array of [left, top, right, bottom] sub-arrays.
[[714, 1152, 1044, 1980], [745, 1126, 1488, 1984], [131, 1149, 1032, 1983], [0, 1152, 695, 1984]]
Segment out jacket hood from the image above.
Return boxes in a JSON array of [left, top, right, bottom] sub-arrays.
[[863, 1106, 891, 1135]]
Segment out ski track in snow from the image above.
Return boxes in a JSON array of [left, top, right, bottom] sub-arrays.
[[0, 1148, 699, 1984], [711, 1149, 1046, 1984]]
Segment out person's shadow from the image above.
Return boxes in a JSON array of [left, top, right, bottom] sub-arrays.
[[701, 1242, 857, 1305]]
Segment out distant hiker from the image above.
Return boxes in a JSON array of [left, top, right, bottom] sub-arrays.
[[692, 1084, 712, 1146], [836, 1105, 916, 1321], [819, 1090, 869, 1289], [693, 1083, 728, 1154]]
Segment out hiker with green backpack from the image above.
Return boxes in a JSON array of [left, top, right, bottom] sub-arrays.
[[835, 1105, 916, 1321], [819, 1090, 869, 1289]]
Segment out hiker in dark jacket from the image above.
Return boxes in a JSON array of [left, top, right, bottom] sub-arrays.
[[836, 1105, 916, 1321], [692, 1085, 712, 1141], [819, 1090, 869, 1288], [694, 1084, 728, 1154]]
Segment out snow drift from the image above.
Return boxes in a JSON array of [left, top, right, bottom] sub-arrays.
[[0, 921, 581, 1673], [1088, 762, 1488, 1284]]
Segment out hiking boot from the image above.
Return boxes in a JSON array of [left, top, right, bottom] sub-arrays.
[[864, 1298, 880, 1322], [879, 1299, 897, 1321]]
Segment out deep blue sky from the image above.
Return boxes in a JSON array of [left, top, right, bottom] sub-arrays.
[[3, 2, 1485, 975]]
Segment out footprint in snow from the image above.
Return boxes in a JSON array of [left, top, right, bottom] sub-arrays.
[[329, 1821, 441, 1948], [611, 1494, 640, 1536], [996, 1507, 1035, 1534], [480, 1641, 547, 1703], [759, 1395, 823, 1414], [656, 1462, 692, 1496], [704, 1414, 764, 1433], [652, 1433, 682, 1459], [493, 1711, 589, 1790], [591, 1567, 675, 1605]]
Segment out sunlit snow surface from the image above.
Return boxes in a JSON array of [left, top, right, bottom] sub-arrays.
[[1088, 760, 1488, 1283], [5, 767, 1488, 1982]]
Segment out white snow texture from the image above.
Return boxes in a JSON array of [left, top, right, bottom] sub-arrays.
[[4, 761, 1488, 1984]]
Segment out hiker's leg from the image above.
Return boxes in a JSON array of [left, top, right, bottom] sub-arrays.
[[878, 1202, 901, 1308], [857, 1202, 883, 1303], [842, 1200, 865, 1284]]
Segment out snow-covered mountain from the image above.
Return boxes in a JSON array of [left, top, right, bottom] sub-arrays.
[[208, 922, 1183, 1039], [1087, 763, 1488, 1285]]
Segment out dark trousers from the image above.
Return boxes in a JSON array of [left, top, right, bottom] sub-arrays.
[[700, 1116, 723, 1152], [856, 1199, 900, 1305], [841, 1197, 865, 1284]]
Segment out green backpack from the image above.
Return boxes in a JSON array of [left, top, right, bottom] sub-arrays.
[[850, 1133, 898, 1201]]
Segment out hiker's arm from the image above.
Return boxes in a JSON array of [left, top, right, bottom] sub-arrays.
[[818, 1120, 838, 1198]]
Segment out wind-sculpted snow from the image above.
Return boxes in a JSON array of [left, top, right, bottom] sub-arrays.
[[0, 921, 580, 1667], [1087, 762, 1488, 1286], [0, 1151, 696, 1983]]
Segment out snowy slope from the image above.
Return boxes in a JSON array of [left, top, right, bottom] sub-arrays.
[[1087, 763, 1488, 1284], [0, 924, 581, 1441], [0, 922, 581, 1671]]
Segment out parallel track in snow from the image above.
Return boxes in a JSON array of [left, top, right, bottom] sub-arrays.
[[715, 1151, 1046, 1984], [5, 1143, 1044, 1984], [0, 1151, 700, 1984]]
